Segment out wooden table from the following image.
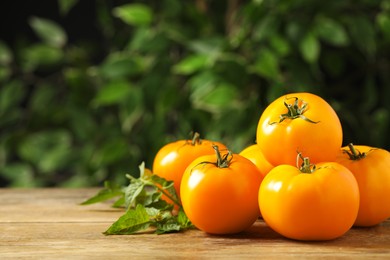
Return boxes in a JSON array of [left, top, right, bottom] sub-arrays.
[[1, 188, 389, 259]]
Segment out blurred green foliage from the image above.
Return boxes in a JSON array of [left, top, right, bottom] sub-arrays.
[[1, 0, 390, 187]]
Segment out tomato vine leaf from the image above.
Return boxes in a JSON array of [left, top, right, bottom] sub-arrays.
[[82, 162, 194, 235]]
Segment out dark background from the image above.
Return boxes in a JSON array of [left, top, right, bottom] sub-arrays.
[[0, 0, 389, 187]]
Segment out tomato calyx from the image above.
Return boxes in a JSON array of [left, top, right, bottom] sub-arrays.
[[188, 131, 202, 146], [271, 96, 319, 125], [193, 145, 233, 170], [343, 143, 366, 160], [297, 153, 316, 173], [213, 145, 233, 168]]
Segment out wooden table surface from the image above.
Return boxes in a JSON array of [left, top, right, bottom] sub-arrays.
[[1, 188, 389, 259]]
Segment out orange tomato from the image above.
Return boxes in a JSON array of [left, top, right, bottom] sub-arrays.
[[180, 146, 263, 234], [336, 144, 390, 227], [259, 155, 359, 241], [239, 144, 274, 177], [152, 133, 226, 202], [256, 92, 343, 166]]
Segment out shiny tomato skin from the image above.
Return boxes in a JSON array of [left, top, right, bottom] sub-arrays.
[[259, 162, 359, 241], [239, 144, 274, 177], [180, 153, 263, 235], [336, 145, 390, 227], [153, 139, 227, 200], [256, 92, 343, 166]]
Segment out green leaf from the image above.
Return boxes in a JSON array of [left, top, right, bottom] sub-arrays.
[[300, 32, 320, 64], [90, 138, 129, 167], [113, 4, 153, 26], [124, 181, 145, 208], [377, 13, 390, 40], [58, 0, 79, 16], [173, 54, 209, 75], [251, 48, 280, 80], [92, 80, 132, 107], [0, 163, 35, 187], [29, 17, 67, 48], [177, 209, 193, 229], [0, 41, 12, 65], [156, 218, 182, 234], [99, 53, 146, 79], [315, 16, 349, 46], [346, 16, 376, 57], [21, 44, 63, 71], [80, 181, 124, 205], [188, 38, 223, 59], [193, 83, 239, 113], [0, 80, 25, 115], [17, 130, 73, 173], [104, 204, 151, 235], [150, 174, 179, 205], [269, 34, 290, 57], [253, 15, 279, 41]]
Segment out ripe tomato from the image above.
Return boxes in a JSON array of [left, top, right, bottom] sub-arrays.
[[152, 133, 226, 202], [180, 146, 263, 234], [259, 155, 359, 241], [239, 144, 274, 177], [256, 92, 343, 166], [335, 143, 390, 227]]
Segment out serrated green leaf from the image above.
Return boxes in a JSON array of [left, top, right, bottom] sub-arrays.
[[148, 198, 172, 211], [29, 17, 67, 48], [136, 188, 164, 208], [177, 209, 193, 229], [150, 174, 180, 206], [300, 32, 320, 64], [124, 181, 145, 208], [155, 219, 182, 234], [112, 196, 126, 208], [104, 204, 151, 235], [144, 207, 161, 218], [80, 181, 124, 205], [113, 4, 153, 26]]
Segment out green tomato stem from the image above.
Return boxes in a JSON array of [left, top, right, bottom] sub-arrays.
[[191, 132, 201, 145], [345, 143, 366, 160], [271, 96, 320, 124], [145, 180, 182, 207], [213, 145, 232, 168], [297, 153, 316, 173]]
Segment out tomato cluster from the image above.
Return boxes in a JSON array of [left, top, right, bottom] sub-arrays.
[[152, 92, 390, 240]]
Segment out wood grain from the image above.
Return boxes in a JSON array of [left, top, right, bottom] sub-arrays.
[[0, 188, 389, 259]]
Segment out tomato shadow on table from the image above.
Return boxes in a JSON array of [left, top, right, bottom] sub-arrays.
[[207, 220, 284, 241]]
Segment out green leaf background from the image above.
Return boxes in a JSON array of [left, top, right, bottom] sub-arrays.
[[0, 0, 389, 187]]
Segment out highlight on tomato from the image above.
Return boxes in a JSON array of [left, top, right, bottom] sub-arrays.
[[259, 153, 359, 241], [239, 144, 274, 177], [180, 145, 263, 235], [152, 132, 227, 202], [336, 143, 390, 227], [256, 92, 343, 166]]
